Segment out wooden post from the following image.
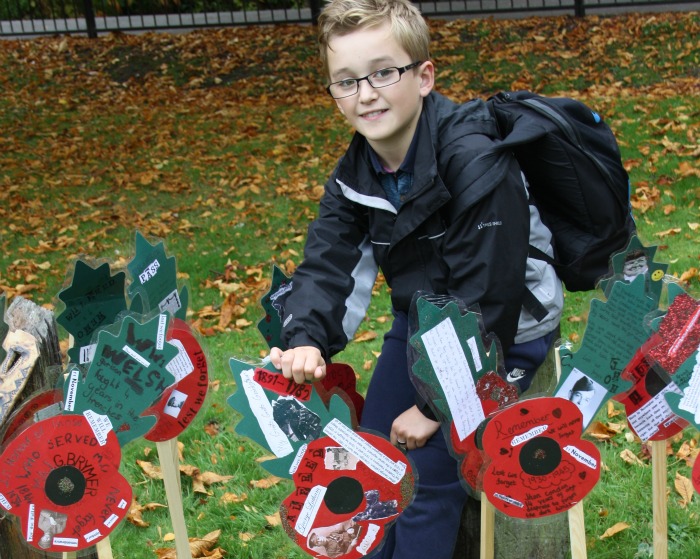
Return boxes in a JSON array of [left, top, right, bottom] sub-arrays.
[[480, 496, 495, 559], [157, 437, 193, 559], [569, 502, 587, 559], [651, 440, 668, 559]]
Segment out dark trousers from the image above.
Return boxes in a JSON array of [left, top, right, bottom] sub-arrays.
[[360, 311, 554, 559]]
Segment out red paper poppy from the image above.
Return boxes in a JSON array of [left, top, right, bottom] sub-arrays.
[[144, 318, 209, 442], [481, 397, 600, 519], [694, 454, 700, 496], [0, 414, 131, 552], [280, 421, 413, 558], [317, 363, 365, 425]]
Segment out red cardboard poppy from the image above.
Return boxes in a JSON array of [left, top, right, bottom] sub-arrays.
[[694, 454, 700, 496], [616, 338, 688, 442], [0, 414, 131, 552], [280, 421, 413, 558], [144, 318, 208, 442], [318, 363, 365, 425], [481, 397, 600, 519]]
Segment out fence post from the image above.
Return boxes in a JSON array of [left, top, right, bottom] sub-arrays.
[[82, 0, 97, 38], [309, 0, 321, 25], [574, 0, 586, 17]]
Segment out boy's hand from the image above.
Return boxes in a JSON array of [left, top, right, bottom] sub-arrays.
[[390, 405, 440, 451], [269, 346, 326, 385]]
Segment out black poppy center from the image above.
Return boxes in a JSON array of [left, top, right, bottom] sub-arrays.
[[324, 476, 364, 515], [519, 436, 561, 476], [45, 465, 86, 506]]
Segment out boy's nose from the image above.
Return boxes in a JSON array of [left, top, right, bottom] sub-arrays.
[[357, 79, 378, 101]]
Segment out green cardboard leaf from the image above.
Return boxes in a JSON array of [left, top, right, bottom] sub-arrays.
[[56, 259, 128, 365], [257, 265, 292, 350], [599, 235, 668, 306], [63, 313, 178, 445], [554, 275, 655, 427], [127, 231, 188, 320], [408, 296, 515, 447], [227, 357, 353, 479]]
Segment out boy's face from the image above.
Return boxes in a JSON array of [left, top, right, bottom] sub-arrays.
[[326, 23, 433, 165]]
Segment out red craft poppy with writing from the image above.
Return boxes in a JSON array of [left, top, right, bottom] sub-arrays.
[[280, 421, 414, 558], [0, 414, 131, 552], [481, 397, 600, 519]]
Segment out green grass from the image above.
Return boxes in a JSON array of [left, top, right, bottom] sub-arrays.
[[0, 10, 699, 559]]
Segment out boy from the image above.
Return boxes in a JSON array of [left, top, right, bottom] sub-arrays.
[[270, 1, 563, 557]]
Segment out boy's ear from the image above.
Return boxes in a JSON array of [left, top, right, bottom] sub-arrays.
[[419, 61, 435, 97]]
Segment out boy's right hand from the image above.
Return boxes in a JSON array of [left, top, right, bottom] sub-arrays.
[[269, 346, 326, 385]]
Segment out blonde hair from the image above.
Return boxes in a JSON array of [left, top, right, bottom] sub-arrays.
[[318, 0, 431, 79]]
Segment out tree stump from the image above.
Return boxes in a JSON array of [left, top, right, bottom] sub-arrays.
[[0, 296, 98, 559], [452, 328, 571, 558]]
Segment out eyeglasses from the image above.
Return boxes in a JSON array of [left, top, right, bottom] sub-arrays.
[[326, 61, 424, 99]]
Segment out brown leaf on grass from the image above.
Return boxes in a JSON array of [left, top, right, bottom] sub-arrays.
[[599, 521, 630, 539], [156, 529, 223, 559], [353, 330, 378, 343], [239, 532, 256, 542], [619, 448, 647, 466], [586, 421, 619, 441], [655, 227, 682, 238], [674, 472, 694, 507], [126, 498, 167, 528], [249, 475, 283, 489], [265, 512, 282, 526], [136, 459, 163, 479], [221, 492, 248, 504], [680, 267, 698, 283]]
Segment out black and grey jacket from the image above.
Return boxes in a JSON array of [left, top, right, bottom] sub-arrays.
[[281, 91, 563, 359]]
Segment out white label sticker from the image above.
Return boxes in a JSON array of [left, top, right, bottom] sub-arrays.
[[323, 419, 406, 484], [420, 318, 485, 441], [166, 338, 194, 382], [294, 485, 326, 537], [79, 344, 97, 365], [64, 368, 80, 412], [53, 537, 79, 547], [240, 369, 294, 457], [83, 410, 113, 446], [84, 529, 102, 543]]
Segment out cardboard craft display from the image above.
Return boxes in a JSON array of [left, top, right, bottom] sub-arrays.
[[256, 265, 365, 422], [62, 313, 177, 446], [479, 397, 601, 519], [56, 260, 128, 367], [552, 275, 655, 428], [0, 413, 131, 552], [407, 294, 517, 493], [228, 358, 356, 479], [127, 231, 188, 321], [280, 423, 414, 559], [143, 318, 209, 442]]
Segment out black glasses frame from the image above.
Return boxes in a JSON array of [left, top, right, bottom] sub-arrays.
[[326, 61, 424, 99]]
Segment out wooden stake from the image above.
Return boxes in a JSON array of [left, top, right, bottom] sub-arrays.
[[480, 494, 495, 559], [652, 439, 668, 559], [157, 437, 193, 559], [97, 537, 114, 559], [568, 501, 587, 559], [555, 346, 588, 559]]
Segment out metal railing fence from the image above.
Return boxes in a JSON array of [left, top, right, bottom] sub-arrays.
[[1, 0, 697, 37]]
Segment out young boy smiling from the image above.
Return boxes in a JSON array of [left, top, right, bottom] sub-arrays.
[[270, 0, 563, 556]]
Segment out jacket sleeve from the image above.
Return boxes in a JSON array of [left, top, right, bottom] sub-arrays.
[[280, 170, 378, 359], [439, 137, 530, 354]]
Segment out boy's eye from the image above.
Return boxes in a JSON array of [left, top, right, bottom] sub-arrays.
[[372, 68, 394, 79], [337, 79, 357, 90]]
